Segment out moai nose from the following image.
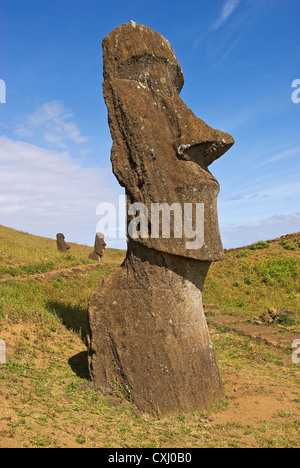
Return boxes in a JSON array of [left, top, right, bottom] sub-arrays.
[[175, 104, 235, 168], [177, 132, 234, 168]]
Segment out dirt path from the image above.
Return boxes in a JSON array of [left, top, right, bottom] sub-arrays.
[[204, 304, 300, 351], [0, 262, 113, 284]]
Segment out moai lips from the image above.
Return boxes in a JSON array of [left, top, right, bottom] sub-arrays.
[[88, 22, 235, 415]]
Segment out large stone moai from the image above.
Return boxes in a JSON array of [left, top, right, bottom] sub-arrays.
[[88, 22, 235, 415], [56, 233, 71, 253], [89, 233, 107, 261]]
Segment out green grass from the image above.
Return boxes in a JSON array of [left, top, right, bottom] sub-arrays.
[[236, 250, 252, 259], [0, 261, 56, 278], [277, 313, 296, 327], [1, 298, 299, 447], [247, 257, 299, 289], [0, 225, 126, 279], [204, 233, 300, 321], [280, 237, 300, 251], [250, 241, 270, 251], [0, 226, 299, 448]]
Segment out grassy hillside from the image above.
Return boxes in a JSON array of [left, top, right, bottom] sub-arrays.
[[0, 225, 126, 327], [0, 225, 126, 279], [204, 233, 300, 322], [0, 226, 299, 448]]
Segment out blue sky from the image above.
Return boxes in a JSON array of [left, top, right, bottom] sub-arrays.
[[0, 0, 300, 249]]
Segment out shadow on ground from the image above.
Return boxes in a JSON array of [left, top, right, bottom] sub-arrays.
[[46, 300, 90, 380], [45, 300, 89, 345], [68, 351, 89, 380]]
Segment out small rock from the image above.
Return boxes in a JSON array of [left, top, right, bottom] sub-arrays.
[[260, 308, 280, 325], [260, 312, 273, 325], [268, 307, 278, 320]]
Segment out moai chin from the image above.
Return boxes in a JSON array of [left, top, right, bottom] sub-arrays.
[[88, 22, 235, 415], [56, 233, 71, 253], [89, 233, 106, 261]]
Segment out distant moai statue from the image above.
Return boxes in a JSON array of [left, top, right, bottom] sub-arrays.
[[56, 233, 71, 253], [89, 233, 106, 261]]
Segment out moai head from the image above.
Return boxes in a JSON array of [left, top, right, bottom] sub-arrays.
[[102, 22, 234, 261], [56, 233, 71, 253]]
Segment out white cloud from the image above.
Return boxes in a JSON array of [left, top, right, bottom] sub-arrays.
[[226, 193, 270, 202], [221, 212, 300, 249], [0, 136, 123, 246], [1, 135, 297, 250], [212, 0, 240, 30], [15, 101, 90, 148]]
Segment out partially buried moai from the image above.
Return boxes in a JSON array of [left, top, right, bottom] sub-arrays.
[[89, 233, 106, 261], [88, 22, 235, 415], [56, 233, 71, 253]]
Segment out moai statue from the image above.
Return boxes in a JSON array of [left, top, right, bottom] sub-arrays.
[[56, 233, 71, 253], [88, 22, 235, 415], [89, 233, 107, 261]]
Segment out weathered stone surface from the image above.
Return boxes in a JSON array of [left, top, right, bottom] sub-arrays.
[[56, 233, 71, 253], [89, 241, 224, 414], [89, 233, 106, 261], [102, 22, 234, 261], [88, 22, 234, 415]]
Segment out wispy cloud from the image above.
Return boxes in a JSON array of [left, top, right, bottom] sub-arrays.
[[208, 0, 271, 62], [0, 136, 121, 245], [226, 193, 270, 202], [212, 0, 241, 30], [15, 101, 90, 148], [262, 146, 300, 165]]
